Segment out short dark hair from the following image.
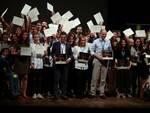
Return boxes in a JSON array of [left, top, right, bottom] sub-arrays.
[[60, 32, 67, 36], [0, 48, 9, 55]]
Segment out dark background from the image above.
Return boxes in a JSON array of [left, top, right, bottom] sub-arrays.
[[0, 0, 149, 30], [108, 0, 150, 30]]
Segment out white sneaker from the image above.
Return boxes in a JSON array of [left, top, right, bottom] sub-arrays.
[[116, 93, 120, 98], [37, 93, 44, 99], [48, 92, 51, 97], [121, 94, 126, 98], [127, 94, 132, 98], [32, 93, 37, 99]]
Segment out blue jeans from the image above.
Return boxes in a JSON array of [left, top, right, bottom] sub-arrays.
[[7, 72, 20, 96]]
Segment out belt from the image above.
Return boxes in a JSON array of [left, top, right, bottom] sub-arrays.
[[75, 66, 87, 70]]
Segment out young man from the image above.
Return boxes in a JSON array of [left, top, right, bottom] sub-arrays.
[[52, 32, 73, 99]]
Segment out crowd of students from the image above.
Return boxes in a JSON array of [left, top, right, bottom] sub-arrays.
[[0, 15, 150, 102]]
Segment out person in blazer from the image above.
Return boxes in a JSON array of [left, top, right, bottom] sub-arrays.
[[52, 32, 73, 99], [114, 38, 131, 98]]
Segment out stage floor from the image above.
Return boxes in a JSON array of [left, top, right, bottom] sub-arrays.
[[0, 96, 150, 108]]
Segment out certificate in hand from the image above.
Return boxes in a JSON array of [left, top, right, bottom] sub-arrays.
[[35, 46, 45, 55], [102, 50, 113, 60], [55, 54, 67, 64], [116, 59, 130, 70], [78, 52, 90, 63], [131, 57, 137, 66], [20, 47, 31, 56], [144, 55, 150, 65]]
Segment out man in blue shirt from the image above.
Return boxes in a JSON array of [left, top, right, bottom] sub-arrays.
[[90, 29, 112, 99]]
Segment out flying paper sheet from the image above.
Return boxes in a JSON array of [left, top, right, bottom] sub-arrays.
[[105, 30, 114, 40], [1, 8, 8, 17], [31, 16, 39, 23], [44, 29, 51, 37], [44, 24, 58, 37], [51, 12, 62, 24], [48, 24, 58, 33], [28, 7, 39, 19], [21, 4, 31, 16], [94, 12, 104, 25], [0, 28, 3, 34], [62, 11, 73, 20], [123, 28, 134, 37], [12, 16, 24, 27], [101, 25, 106, 30], [135, 30, 146, 38], [63, 21, 73, 34], [47, 2, 54, 12], [87, 20, 94, 30], [90, 25, 101, 33], [71, 18, 81, 28], [58, 18, 68, 26]]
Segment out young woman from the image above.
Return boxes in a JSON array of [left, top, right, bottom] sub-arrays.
[[66, 32, 76, 97], [130, 38, 148, 98], [13, 31, 30, 99], [114, 38, 131, 98], [140, 41, 150, 98], [72, 36, 91, 98], [30, 33, 45, 99]]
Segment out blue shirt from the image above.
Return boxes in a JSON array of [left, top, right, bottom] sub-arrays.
[[91, 37, 112, 55]]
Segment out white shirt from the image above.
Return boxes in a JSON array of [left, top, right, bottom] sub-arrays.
[[73, 43, 91, 70], [60, 43, 66, 54], [30, 43, 44, 69]]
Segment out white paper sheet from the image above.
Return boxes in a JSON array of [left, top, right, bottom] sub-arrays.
[[135, 30, 146, 37], [51, 12, 62, 24], [28, 7, 39, 19], [62, 11, 73, 20], [12, 16, 24, 27], [47, 2, 54, 12], [105, 30, 114, 40], [93, 12, 104, 25], [123, 28, 134, 37], [1, 8, 8, 17], [90, 25, 101, 33], [20, 47, 32, 56], [87, 20, 94, 30], [21, 4, 31, 16]]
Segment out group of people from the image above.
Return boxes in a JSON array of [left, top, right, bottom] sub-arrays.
[[0, 15, 150, 102]]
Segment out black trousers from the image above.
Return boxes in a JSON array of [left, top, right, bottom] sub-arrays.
[[43, 67, 54, 95], [31, 69, 43, 94], [116, 69, 131, 94], [67, 66, 76, 96], [53, 65, 69, 96], [0, 74, 9, 97], [74, 69, 87, 97]]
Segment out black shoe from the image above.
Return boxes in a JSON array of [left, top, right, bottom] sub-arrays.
[[100, 95, 106, 99], [60, 96, 68, 100], [52, 96, 59, 100], [87, 94, 96, 98], [76, 96, 84, 99]]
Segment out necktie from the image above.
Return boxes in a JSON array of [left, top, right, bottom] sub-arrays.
[[102, 40, 105, 51]]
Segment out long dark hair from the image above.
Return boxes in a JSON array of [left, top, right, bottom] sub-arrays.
[[133, 37, 143, 51], [67, 32, 76, 47], [145, 40, 150, 54], [117, 38, 129, 51]]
